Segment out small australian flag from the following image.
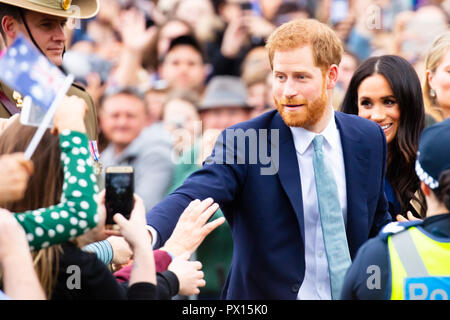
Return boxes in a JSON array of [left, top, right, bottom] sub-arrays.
[[0, 34, 66, 111]]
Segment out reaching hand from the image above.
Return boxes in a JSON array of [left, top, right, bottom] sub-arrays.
[[119, 8, 157, 53], [221, 17, 249, 58], [168, 252, 205, 296], [161, 198, 225, 257]]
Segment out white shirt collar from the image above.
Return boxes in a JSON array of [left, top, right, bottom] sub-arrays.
[[289, 107, 340, 155]]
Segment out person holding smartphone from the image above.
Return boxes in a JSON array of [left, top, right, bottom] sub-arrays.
[[0, 96, 99, 252], [0, 94, 159, 299]]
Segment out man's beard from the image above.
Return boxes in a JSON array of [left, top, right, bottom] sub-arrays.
[[274, 82, 328, 128]]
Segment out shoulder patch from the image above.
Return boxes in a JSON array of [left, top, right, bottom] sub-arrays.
[[378, 221, 423, 240], [383, 222, 405, 233]]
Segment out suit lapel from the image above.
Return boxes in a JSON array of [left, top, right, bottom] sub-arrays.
[[272, 111, 372, 256], [272, 113, 305, 244], [335, 112, 370, 258]]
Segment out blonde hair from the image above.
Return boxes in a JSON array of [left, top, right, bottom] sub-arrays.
[[423, 31, 450, 122], [265, 19, 343, 72]]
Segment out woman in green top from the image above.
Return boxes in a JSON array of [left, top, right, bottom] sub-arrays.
[[0, 96, 100, 296], [0, 97, 99, 251]]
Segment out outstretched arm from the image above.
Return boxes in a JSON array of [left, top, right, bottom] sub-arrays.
[[147, 129, 246, 247]]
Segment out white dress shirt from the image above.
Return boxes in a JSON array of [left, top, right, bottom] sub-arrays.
[[290, 108, 347, 300]]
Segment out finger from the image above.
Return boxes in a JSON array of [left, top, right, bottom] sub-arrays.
[[197, 203, 220, 226], [180, 199, 201, 221], [104, 229, 122, 237], [202, 217, 226, 237], [130, 195, 145, 221], [15, 158, 34, 175], [198, 279, 206, 287], [188, 199, 202, 210], [98, 189, 106, 205], [194, 261, 202, 270], [193, 198, 215, 219], [396, 214, 408, 222], [407, 211, 420, 221], [113, 213, 129, 228]]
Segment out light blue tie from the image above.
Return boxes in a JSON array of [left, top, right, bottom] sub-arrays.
[[312, 135, 351, 300]]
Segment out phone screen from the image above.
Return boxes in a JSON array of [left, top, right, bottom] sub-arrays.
[[105, 166, 134, 225]]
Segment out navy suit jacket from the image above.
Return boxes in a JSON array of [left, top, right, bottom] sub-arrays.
[[146, 110, 392, 299]]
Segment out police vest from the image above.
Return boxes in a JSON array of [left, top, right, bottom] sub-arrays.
[[388, 226, 450, 300]]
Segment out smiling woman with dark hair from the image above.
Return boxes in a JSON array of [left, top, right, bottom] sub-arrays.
[[341, 55, 427, 220], [341, 119, 450, 300]]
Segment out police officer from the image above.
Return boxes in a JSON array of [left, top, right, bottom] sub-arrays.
[[0, 0, 99, 141], [341, 119, 450, 300]]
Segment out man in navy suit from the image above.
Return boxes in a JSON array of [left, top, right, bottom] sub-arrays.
[[146, 19, 392, 299]]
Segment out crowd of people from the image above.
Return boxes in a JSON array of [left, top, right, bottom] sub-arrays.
[[0, 0, 449, 301]]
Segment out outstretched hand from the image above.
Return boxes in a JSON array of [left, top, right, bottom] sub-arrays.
[[119, 8, 157, 53], [161, 198, 225, 257], [168, 252, 205, 296]]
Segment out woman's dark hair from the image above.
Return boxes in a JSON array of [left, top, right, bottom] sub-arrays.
[[434, 170, 450, 211], [341, 55, 427, 217]]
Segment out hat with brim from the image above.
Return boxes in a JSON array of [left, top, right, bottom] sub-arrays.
[[0, 0, 99, 19], [199, 75, 253, 111]]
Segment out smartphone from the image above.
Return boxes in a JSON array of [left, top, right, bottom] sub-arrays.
[[105, 166, 134, 226]]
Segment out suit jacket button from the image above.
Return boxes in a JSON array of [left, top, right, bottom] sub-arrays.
[[291, 284, 300, 293]]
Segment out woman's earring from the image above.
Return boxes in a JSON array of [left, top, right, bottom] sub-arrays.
[[430, 88, 437, 99]]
